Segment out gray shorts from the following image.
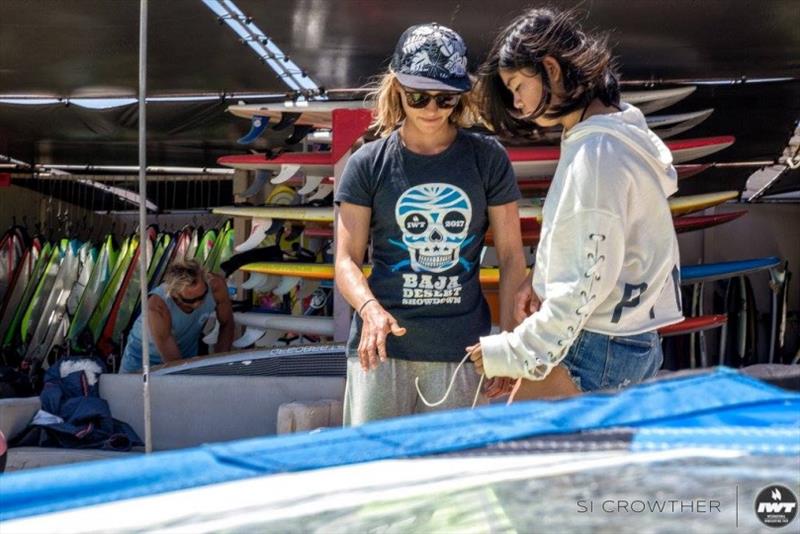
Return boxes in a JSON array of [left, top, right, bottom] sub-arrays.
[[343, 356, 486, 426]]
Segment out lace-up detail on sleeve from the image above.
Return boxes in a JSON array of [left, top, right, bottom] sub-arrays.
[[478, 209, 625, 384], [575, 234, 606, 317]]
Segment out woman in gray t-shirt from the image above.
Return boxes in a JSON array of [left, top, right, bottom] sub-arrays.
[[334, 23, 529, 425]]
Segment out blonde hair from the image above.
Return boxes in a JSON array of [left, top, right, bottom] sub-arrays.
[[164, 259, 204, 296], [367, 71, 480, 137]]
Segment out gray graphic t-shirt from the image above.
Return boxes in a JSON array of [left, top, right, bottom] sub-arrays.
[[335, 129, 520, 362]]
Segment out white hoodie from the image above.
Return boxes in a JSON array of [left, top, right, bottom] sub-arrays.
[[481, 103, 684, 381]]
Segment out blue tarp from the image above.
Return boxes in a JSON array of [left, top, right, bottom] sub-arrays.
[[1, 367, 798, 521]]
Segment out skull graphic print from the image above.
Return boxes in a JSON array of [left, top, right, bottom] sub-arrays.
[[394, 183, 475, 273]]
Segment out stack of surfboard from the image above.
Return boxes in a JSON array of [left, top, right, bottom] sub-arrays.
[[0, 221, 235, 374], [210, 85, 779, 350]]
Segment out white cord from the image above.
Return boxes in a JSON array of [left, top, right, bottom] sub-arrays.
[[471, 374, 485, 408], [416, 352, 485, 408]]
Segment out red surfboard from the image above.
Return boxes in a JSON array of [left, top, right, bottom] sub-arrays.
[[220, 137, 735, 177], [302, 210, 745, 247], [658, 314, 727, 337], [96, 244, 142, 358]]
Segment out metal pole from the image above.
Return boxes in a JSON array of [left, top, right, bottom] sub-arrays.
[[138, 0, 153, 454]]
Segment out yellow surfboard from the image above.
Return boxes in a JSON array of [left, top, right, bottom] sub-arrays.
[[215, 191, 737, 224], [241, 262, 504, 285]]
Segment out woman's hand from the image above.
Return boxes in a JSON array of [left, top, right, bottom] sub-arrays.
[[467, 342, 514, 398], [484, 377, 515, 399], [466, 342, 484, 375], [513, 269, 540, 324], [358, 301, 407, 371]]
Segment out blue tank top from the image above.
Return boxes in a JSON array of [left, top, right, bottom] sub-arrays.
[[120, 282, 216, 372]]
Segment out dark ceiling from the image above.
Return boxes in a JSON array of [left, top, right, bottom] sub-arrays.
[[3, 0, 799, 95], [0, 0, 798, 193]]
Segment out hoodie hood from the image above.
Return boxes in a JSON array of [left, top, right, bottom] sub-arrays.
[[563, 103, 678, 197]]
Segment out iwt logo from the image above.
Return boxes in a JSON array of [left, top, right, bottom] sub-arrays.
[[755, 485, 798, 528]]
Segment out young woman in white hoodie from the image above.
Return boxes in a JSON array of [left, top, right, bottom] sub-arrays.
[[468, 8, 685, 392]]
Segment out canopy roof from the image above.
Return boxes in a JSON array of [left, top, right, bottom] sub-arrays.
[[1, 0, 798, 193]]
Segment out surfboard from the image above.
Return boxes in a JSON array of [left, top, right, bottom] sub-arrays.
[[508, 136, 735, 177], [207, 227, 236, 275], [658, 314, 728, 337], [520, 191, 737, 220], [227, 87, 697, 127], [194, 228, 218, 263], [127, 233, 180, 338], [407, 191, 737, 222], [218, 136, 734, 177], [241, 262, 504, 286], [200, 221, 234, 274], [624, 86, 696, 114], [97, 236, 145, 358], [243, 256, 780, 292], [1, 241, 52, 349], [172, 226, 194, 261], [498, 209, 741, 247], [228, 100, 368, 129], [213, 191, 738, 227], [23, 240, 82, 366], [0, 227, 26, 304], [66, 242, 99, 318], [234, 312, 335, 337], [238, 162, 713, 203], [66, 235, 118, 350], [681, 256, 782, 285], [19, 240, 67, 344], [649, 109, 714, 139], [212, 206, 335, 223], [147, 233, 175, 289], [186, 228, 200, 260], [536, 108, 713, 142], [484, 210, 746, 247], [673, 210, 747, 232], [0, 238, 40, 344], [86, 235, 137, 345], [108, 228, 163, 346], [661, 190, 740, 217], [232, 106, 712, 145]]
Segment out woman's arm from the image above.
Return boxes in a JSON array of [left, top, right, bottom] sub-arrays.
[[488, 202, 528, 331], [479, 209, 626, 380], [335, 202, 405, 371]]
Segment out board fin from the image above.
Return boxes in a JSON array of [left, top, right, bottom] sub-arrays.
[[273, 276, 301, 296], [233, 326, 266, 348], [237, 115, 270, 144], [234, 221, 272, 253], [236, 170, 270, 198], [273, 112, 301, 131], [284, 124, 316, 145], [306, 183, 333, 202], [297, 175, 325, 196], [270, 164, 301, 185]]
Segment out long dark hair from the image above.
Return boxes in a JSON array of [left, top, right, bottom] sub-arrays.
[[478, 8, 620, 136]]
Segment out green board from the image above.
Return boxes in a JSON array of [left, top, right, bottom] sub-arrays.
[[87, 235, 138, 344], [2, 241, 52, 348], [20, 239, 67, 343], [67, 235, 117, 350]]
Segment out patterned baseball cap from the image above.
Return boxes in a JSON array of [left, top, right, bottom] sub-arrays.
[[390, 23, 471, 92]]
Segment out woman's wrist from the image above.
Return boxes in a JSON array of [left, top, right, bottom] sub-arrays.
[[358, 298, 378, 317]]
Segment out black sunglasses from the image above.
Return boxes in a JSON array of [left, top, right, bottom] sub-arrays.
[[177, 283, 208, 305], [403, 90, 461, 109]]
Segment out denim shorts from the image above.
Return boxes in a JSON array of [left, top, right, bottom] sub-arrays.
[[560, 329, 663, 392]]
